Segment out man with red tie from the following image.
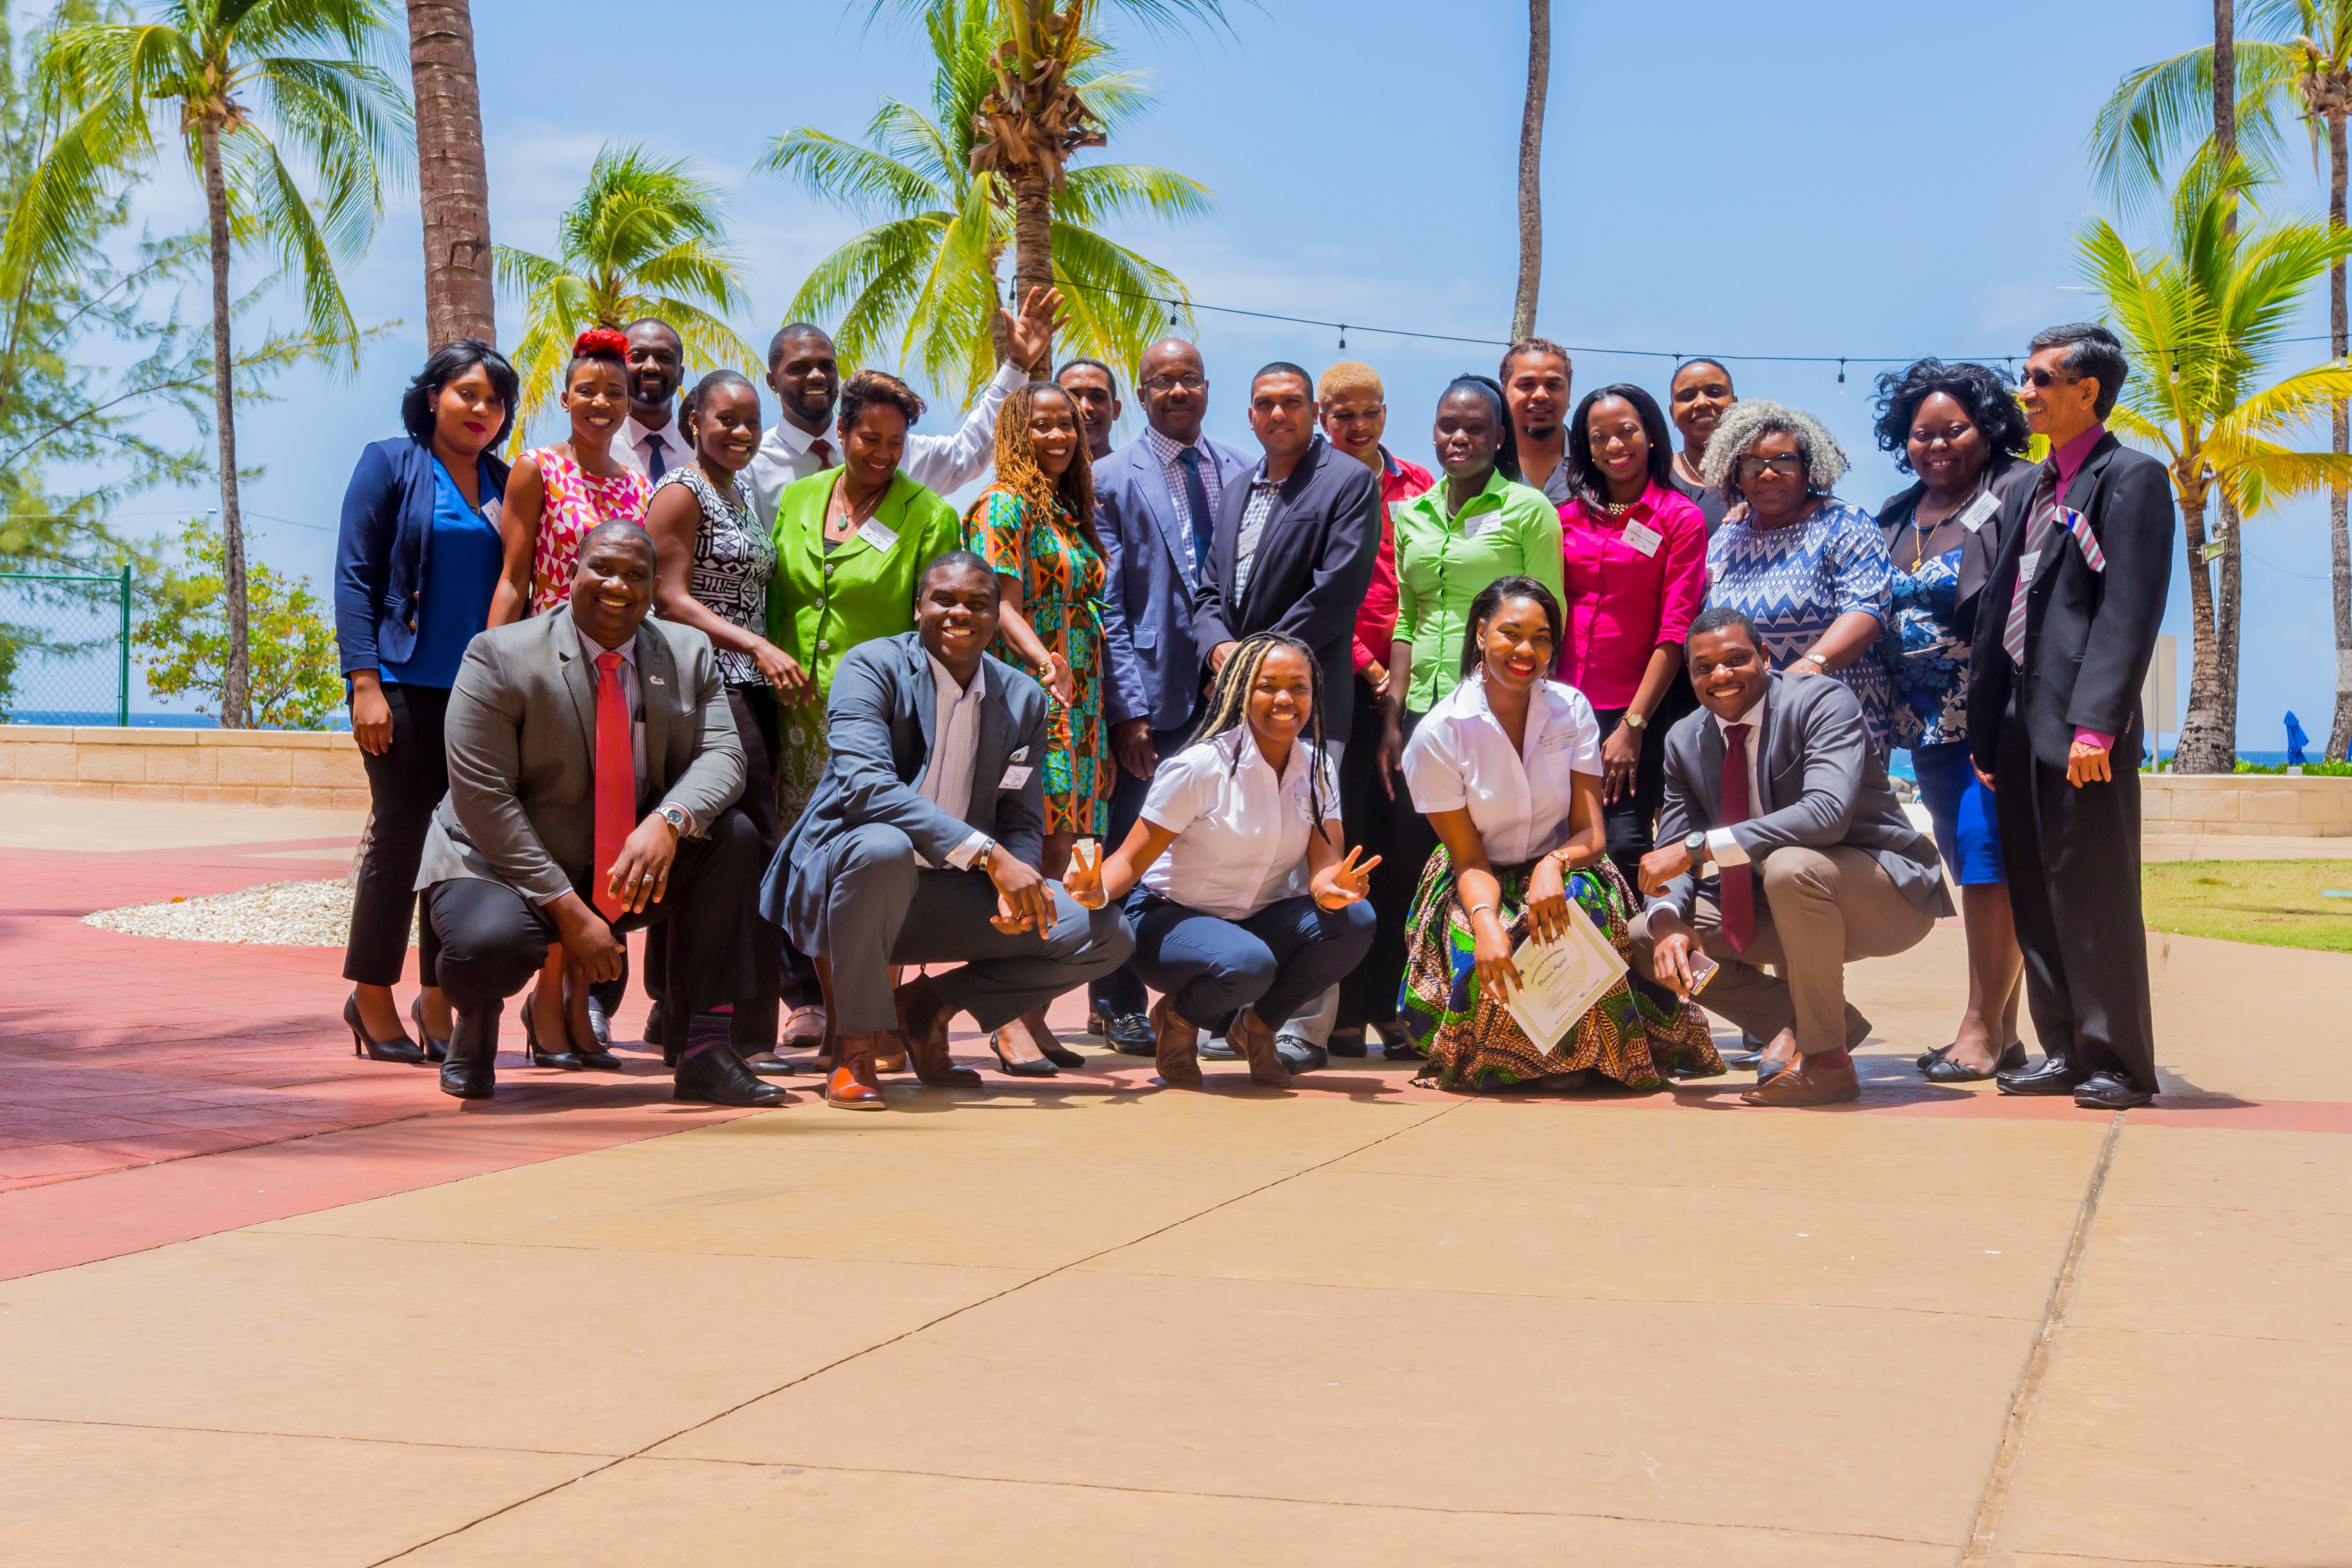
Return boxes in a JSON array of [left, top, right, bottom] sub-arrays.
[[1629, 608, 1954, 1106], [414, 520, 785, 1107]]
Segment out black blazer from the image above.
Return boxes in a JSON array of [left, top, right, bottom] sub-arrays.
[[1966, 433, 2174, 773], [1190, 435, 1380, 741], [1877, 452, 2037, 637]]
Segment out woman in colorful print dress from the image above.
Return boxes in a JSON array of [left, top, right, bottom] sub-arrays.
[[492, 327, 651, 624], [962, 379, 1114, 1070], [1397, 575, 1719, 1091]]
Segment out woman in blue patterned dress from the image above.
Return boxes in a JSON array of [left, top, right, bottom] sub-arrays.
[[1871, 360, 2035, 1082], [1699, 401, 1894, 755]]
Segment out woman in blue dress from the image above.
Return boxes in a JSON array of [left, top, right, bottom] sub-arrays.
[[1871, 360, 2034, 1082]]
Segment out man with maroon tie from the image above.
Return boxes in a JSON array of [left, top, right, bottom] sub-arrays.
[[414, 521, 785, 1107], [1629, 608, 1953, 1106]]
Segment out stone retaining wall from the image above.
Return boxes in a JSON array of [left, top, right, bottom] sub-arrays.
[[2142, 773, 2352, 837], [0, 724, 367, 809]]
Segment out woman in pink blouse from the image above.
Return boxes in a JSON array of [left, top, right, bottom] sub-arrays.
[[1555, 384, 1708, 887]]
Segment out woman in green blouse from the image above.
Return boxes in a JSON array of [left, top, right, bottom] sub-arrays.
[[768, 369, 964, 825]]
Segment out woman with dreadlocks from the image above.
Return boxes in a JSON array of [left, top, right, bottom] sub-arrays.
[[1066, 632, 1377, 1089], [962, 380, 1115, 1072], [1397, 576, 1721, 1092]]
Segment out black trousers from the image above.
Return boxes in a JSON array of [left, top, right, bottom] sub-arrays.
[[344, 683, 449, 987], [424, 808, 763, 1054], [1337, 679, 1424, 1030], [1088, 718, 1201, 1017], [1994, 712, 2158, 1092]]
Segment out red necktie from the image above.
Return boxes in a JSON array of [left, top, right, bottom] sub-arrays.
[[810, 438, 834, 469], [1719, 722, 1755, 952], [593, 650, 634, 921]]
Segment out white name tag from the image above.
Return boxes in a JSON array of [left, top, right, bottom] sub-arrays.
[[1620, 520, 1663, 557], [1958, 490, 2000, 533], [855, 517, 899, 553], [999, 764, 1034, 790], [2017, 549, 2043, 581], [1464, 508, 1503, 540]]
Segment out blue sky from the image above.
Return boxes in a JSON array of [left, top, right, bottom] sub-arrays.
[[87, 0, 2330, 746]]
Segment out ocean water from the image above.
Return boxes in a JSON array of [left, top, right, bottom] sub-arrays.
[[4, 710, 350, 732]]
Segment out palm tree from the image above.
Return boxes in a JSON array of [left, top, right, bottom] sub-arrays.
[[2092, 1, 2352, 757], [495, 143, 758, 451], [406, 0, 494, 347], [876, 0, 1225, 372], [1511, 0, 1549, 344], [2079, 158, 2352, 771], [25, 1, 407, 728], [768, 0, 1207, 409]]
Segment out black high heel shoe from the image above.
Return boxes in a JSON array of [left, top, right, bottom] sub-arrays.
[[345, 993, 427, 1065], [521, 997, 585, 1070], [410, 996, 450, 1064], [988, 1032, 1059, 1077]]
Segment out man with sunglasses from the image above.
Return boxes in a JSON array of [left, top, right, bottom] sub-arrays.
[[1966, 324, 2173, 1110]]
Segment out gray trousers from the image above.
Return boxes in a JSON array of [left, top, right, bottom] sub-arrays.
[[1627, 845, 1936, 1056], [813, 823, 1135, 1036]]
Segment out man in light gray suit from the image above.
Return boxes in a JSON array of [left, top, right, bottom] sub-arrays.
[[1630, 607, 1954, 1107], [417, 522, 784, 1109], [763, 552, 1134, 1111]]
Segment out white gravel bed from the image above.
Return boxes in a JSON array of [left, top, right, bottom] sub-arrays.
[[82, 877, 412, 948]]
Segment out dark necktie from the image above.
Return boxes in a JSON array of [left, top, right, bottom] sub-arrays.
[[644, 435, 667, 481], [1177, 446, 1213, 578], [1719, 722, 1755, 952], [2001, 459, 2064, 667], [811, 437, 835, 470]]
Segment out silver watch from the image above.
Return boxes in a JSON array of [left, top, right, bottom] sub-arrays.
[[657, 802, 690, 835]]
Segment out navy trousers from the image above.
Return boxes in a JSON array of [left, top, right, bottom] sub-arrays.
[[1126, 891, 1374, 1029]]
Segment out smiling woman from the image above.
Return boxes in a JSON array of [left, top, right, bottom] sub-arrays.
[[493, 328, 653, 622]]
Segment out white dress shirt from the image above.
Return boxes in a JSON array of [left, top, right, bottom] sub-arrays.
[[745, 360, 1025, 523], [1140, 728, 1339, 920], [916, 653, 992, 871], [1703, 690, 1769, 869], [613, 413, 694, 482], [1401, 672, 1603, 865]]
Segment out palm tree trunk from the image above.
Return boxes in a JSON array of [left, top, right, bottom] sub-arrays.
[[197, 120, 249, 730], [1511, 0, 1550, 344], [2329, 109, 2352, 763], [2216, 490, 2242, 755], [2214, 0, 2236, 164], [2174, 482, 2233, 772], [1010, 164, 1054, 376], [408, 0, 497, 347]]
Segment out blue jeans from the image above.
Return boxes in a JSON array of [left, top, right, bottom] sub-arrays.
[[1125, 891, 1374, 1029]]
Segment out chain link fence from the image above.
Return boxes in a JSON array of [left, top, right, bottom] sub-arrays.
[[0, 570, 133, 726]]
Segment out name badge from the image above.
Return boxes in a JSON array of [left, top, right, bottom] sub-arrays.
[[2017, 548, 2043, 581], [999, 764, 1034, 790], [855, 517, 899, 553], [1464, 508, 1503, 540], [1957, 490, 2000, 533], [1620, 520, 1663, 557]]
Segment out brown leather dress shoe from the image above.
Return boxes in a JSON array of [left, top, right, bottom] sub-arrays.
[[1740, 1052, 1861, 1107], [1149, 994, 1204, 1089], [897, 994, 982, 1089], [1227, 1008, 1291, 1088], [827, 1033, 888, 1111]]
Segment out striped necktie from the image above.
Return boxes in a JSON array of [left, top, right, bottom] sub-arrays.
[[2000, 461, 2063, 668]]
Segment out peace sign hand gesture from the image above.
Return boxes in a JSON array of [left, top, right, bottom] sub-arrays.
[[1313, 845, 1382, 910]]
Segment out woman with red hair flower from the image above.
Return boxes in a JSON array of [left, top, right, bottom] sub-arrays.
[[493, 327, 653, 622]]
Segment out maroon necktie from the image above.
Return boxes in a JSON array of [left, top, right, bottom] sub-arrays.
[[1719, 722, 1755, 952], [592, 651, 634, 922], [810, 438, 835, 469]]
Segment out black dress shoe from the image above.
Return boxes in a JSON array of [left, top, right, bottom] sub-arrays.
[[1916, 1043, 1952, 1070], [674, 1040, 789, 1106], [2073, 1071, 2154, 1109], [742, 1055, 800, 1076], [344, 993, 427, 1065], [410, 996, 450, 1063], [643, 1000, 665, 1045], [1274, 1035, 1328, 1073], [1326, 1028, 1369, 1058], [438, 1006, 497, 1099], [1199, 1034, 1242, 1060], [1088, 1004, 1155, 1055], [1997, 1055, 2083, 1096], [584, 996, 615, 1052], [1378, 1026, 1426, 1062]]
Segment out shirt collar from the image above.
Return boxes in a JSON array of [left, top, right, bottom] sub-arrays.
[[1144, 425, 1203, 465], [1450, 466, 1512, 516], [1216, 724, 1303, 786], [626, 414, 689, 451], [2051, 421, 2106, 488], [765, 417, 822, 459], [575, 619, 638, 665], [1711, 686, 1768, 735], [926, 650, 979, 700]]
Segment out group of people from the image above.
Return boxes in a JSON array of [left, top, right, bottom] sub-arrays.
[[332, 291, 2172, 1115]]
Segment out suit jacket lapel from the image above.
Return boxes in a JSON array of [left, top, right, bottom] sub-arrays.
[[1695, 713, 1727, 824], [907, 637, 938, 768], [552, 613, 597, 759], [970, 661, 1007, 826], [1139, 445, 1199, 592], [1753, 683, 1778, 814], [634, 622, 675, 782]]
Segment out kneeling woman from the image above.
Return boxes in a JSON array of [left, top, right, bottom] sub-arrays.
[[1067, 634, 1376, 1089], [1398, 578, 1720, 1090]]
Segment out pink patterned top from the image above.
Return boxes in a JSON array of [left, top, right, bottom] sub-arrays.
[[526, 446, 650, 614]]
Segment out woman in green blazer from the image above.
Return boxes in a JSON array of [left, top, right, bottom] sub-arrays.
[[767, 370, 965, 825]]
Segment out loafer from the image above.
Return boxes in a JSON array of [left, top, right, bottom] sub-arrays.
[[1199, 1034, 1243, 1061], [743, 1055, 800, 1077], [1997, 1055, 2083, 1096], [1088, 1007, 1156, 1056], [1274, 1035, 1327, 1073], [1740, 1053, 1861, 1106], [2073, 1070, 2153, 1110]]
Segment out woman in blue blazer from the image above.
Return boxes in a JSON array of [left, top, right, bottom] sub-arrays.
[[333, 339, 517, 1062]]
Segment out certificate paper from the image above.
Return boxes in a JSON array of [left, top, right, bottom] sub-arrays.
[[1503, 900, 1628, 1049]]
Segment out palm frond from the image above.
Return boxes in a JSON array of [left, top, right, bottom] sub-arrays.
[[1055, 161, 1212, 226], [2087, 41, 2300, 214], [758, 127, 943, 219]]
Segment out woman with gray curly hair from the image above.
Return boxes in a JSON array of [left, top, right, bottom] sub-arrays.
[[1700, 400, 1894, 754]]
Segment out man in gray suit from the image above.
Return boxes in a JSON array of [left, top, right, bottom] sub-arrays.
[[417, 522, 784, 1108], [1631, 607, 1954, 1107], [763, 552, 1134, 1111]]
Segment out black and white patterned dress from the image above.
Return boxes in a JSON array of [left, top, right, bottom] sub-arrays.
[[654, 466, 775, 686]]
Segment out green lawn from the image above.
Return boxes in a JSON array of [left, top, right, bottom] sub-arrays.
[[2142, 860, 2352, 952]]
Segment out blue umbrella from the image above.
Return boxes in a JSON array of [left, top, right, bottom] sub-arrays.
[[2287, 710, 2309, 766]]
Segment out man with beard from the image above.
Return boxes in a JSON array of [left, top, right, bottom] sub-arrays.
[[1056, 357, 1123, 462], [1500, 337, 1575, 504], [613, 317, 692, 482]]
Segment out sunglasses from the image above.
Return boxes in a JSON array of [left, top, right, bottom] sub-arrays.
[[2017, 366, 2080, 390]]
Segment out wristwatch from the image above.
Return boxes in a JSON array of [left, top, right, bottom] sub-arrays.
[[657, 802, 690, 836], [1622, 710, 1648, 730], [1801, 650, 1831, 670], [1684, 829, 1709, 865], [971, 835, 998, 868]]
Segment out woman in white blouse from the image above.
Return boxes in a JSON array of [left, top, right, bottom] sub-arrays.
[[1398, 577, 1720, 1091], [1067, 633, 1377, 1090]]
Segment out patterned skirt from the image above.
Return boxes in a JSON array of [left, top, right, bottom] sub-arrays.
[[1399, 852, 1722, 1092]]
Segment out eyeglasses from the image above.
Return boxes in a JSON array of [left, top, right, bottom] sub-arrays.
[[2017, 366, 2079, 390], [1142, 373, 1205, 392], [1736, 454, 1804, 480]]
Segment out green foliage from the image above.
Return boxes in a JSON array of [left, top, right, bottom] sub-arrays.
[[2233, 756, 2352, 772], [495, 144, 759, 449], [132, 517, 340, 729], [767, 0, 1210, 406]]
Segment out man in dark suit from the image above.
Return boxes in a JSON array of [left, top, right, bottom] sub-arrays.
[[1086, 339, 1256, 1048], [1631, 608, 1955, 1107], [416, 522, 784, 1108], [1968, 324, 2174, 1110], [764, 552, 1135, 1111]]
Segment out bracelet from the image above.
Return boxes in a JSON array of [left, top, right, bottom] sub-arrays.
[[1466, 900, 1499, 921]]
